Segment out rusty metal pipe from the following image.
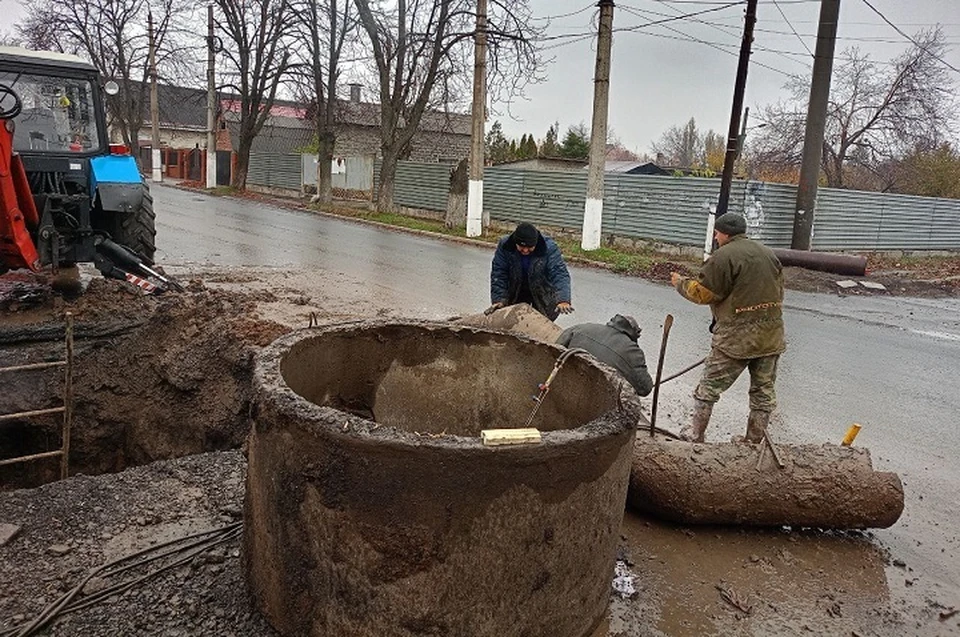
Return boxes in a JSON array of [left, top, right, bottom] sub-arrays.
[[772, 248, 867, 277]]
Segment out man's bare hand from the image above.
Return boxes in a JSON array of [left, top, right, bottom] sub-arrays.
[[556, 302, 574, 315], [484, 302, 505, 315], [670, 272, 682, 287]]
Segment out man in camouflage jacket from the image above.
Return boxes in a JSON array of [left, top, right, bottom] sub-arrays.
[[670, 212, 786, 443]]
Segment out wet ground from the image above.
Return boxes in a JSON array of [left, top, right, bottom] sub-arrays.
[[1, 183, 958, 635], [156, 184, 960, 634]]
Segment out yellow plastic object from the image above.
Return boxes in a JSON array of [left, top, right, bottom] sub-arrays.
[[481, 428, 542, 447], [841, 423, 862, 446]]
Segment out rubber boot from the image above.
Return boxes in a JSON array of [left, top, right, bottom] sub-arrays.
[[745, 410, 771, 443], [680, 399, 713, 443]]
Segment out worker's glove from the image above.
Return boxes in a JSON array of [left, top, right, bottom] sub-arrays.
[[556, 302, 574, 315], [484, 302, 505, 316]]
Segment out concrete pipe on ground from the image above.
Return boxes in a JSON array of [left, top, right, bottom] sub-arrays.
[[245, 321, 642, 637]]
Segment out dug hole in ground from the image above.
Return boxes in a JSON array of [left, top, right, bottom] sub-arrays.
[[0, 264, 955, 637]]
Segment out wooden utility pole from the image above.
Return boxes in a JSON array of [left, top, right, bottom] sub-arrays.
[[707, 0, 757, 259], [206, 3, 218, 189], [148, 9, 162, 183], [581, 0, 615, 251], [466, 0, 487, 237], [792, 0, 841, 250]]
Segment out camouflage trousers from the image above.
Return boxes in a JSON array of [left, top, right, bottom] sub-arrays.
[[693, 347, 780, 412]]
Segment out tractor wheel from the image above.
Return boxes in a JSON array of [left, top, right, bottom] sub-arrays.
[[111, 185, 157, 263]]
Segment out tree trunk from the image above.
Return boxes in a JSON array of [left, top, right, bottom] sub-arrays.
[[445, 158, 468, 228], [628, 439, 904, 529], [233, 141, 251, 190], [314, 131, 335, 205], [377, 150, 398, 212]]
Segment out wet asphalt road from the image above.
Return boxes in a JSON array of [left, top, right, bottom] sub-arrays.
[[154, 184, 960, 597]]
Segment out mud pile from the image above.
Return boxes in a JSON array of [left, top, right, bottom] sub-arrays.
[[0, 276, 289, 488]]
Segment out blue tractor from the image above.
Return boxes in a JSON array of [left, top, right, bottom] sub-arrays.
[[0, 46, 178, 292]]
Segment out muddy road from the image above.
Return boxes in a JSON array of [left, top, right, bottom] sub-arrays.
[[160, 185, 960, 631]]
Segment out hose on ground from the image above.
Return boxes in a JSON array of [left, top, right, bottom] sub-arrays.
[[2, 522, 242, 637]]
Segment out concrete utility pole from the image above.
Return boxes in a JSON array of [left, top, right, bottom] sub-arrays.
[[792, 0, 841, 250], [148, 9, 162, 183], [466, 0, 487, 238], [206, 3, 217, 189], [582, 0, 615, 251]]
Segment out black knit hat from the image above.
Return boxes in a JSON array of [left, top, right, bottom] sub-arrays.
[[513, 222, 539, 247], [714, 212, 747, 236]]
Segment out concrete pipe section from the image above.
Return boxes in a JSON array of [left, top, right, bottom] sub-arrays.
[[245, 320, 643, 637]]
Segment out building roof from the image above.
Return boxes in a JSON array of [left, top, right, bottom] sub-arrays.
[[155, 84, 210, 130], [581, 160, 670, 175], [138, 82, 471, 154], [218, 95, 471, 136], [497, 157, 589, 169]]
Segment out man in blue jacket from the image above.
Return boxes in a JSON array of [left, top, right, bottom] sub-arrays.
[[487, 222, 574, 321]]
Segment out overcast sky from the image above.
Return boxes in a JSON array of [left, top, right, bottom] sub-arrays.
[[505, 0, 960, 154], [2, 0, 958, 156]]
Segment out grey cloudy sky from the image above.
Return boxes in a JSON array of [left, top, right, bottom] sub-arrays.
[[500, 0, 960, 155], [2, 0, 957, 156]]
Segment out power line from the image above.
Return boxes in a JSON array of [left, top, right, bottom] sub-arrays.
[[753, 27, 960, 44], [859, 0, 960, 74], [621, 3, 810, 71], [531, 3, 597, 23], [536, 1, 744, 42], [641, 2, 812, 69], [771, 0, 813, 57], [621, 20, 797, 78]]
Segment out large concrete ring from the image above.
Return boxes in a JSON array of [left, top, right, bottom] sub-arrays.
[[245, 321, 642, 637]]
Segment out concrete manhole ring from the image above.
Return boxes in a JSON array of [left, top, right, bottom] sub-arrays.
[[245, 320, 642, 636]]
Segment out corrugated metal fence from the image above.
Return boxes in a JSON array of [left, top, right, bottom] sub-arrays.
[[247, 152, 302, 191], [302, 155, 375, 191], [375, 160, 960, 251]]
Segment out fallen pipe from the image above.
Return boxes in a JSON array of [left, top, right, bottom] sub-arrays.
[[772, 248, 867, 277], [629, 439, 904, 529]]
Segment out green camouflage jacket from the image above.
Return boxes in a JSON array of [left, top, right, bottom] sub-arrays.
[[675, 234, 786, 359]]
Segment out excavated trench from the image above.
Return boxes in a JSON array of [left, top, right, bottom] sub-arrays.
[[245, 321, 643, 637], [0, 278, 288, 489]]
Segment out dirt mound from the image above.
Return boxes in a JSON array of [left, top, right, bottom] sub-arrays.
[[0, 277, 290, 489]]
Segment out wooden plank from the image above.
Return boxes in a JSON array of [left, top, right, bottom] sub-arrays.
[[481, 428, 542, 447]]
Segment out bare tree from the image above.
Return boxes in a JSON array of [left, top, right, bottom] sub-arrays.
[[16, 0, 190, 165], [354, 0, 541, 211], [289, 0, 357, 205], [753, 30, 956, 189], [214, 0, 296, 189]]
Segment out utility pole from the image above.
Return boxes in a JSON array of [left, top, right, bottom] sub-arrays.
[[792, 0, 841, 250], [707, 0, 757, 259], [466, 0, 487, 238], [206, 3, 217, 189], [148, 9, 162, 183], [714, 0, 757, 217], [581, 0, 615, 251]]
